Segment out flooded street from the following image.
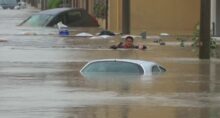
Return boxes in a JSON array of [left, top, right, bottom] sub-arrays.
[[0, 7, 220, 118]]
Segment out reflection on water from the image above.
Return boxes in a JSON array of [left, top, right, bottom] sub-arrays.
[[63, 106, 220, 118], [1, 60, 220, 118], [1, 7, 220, 118]]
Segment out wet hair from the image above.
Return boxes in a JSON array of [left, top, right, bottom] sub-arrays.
[[125, 36, 134, 42]]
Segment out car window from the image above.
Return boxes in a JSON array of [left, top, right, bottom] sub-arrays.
[[21, 14, 53, 27], [49, 13, 66, 26], [152, 65, 161, 73], [82, 61, 144, 74], [66, 10, 82, 26], [81, 13, 99, 27]]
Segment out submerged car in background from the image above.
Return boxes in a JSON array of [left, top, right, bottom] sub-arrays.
[[19, 8, 99, 27], [80, 59, 166, 76], [0, 0, 18, 9], [17, 0, 26, 9]]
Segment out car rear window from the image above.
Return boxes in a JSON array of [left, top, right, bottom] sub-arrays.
[[82, 61, 144, 75], [66, 11, 82, 26]]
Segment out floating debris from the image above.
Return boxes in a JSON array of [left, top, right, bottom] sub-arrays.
[[98, 30, 116, 36], [0, 38, 8, 42], [90, 35, 114, 39], [160, 41, 166, 45], [160, 33, 169, 36], [75, 32, 94, 37]]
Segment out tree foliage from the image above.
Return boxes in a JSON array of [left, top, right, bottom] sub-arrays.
[[48, 0, 62, 9], [191, 23, 217, 49], [93, 2, 106, 19]]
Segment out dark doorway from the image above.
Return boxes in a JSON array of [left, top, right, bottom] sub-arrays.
[[216, 0, 220, 36]]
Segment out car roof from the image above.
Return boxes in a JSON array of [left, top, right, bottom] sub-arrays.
[[0, 0, 17, 4], [80, 59, 159, 76], [87, 59, 156, 65], [36, 8, 84, 15]]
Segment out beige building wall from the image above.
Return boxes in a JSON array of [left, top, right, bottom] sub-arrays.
[[78, 0, 87, 8], [87, 0, 95, 15], [108, 0, 123, 33], [75, 0, 95, 15], [108, 0, 200, 35]]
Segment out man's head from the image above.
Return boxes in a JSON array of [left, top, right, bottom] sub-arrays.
[[124, 36, 134, 48]]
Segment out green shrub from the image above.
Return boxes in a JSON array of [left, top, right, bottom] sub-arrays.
[[191, 23, 218, 57], [191, 23, 217, 49], [48, 0, 62, 9]]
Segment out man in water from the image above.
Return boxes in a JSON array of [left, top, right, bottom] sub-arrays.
[[110, 36, 147, 50]]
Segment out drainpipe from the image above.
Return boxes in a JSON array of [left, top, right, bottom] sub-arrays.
[[34, 0, 37, 7], [85, 0, 88, 11], [45, 0, 48, 9], [116, 0, 119, 32], [40, 0, 44, 10], [122, 0, 130, 34], [199, 0, 211, 59], [105, 0, 108, 30], [211, 0, 216, 36]]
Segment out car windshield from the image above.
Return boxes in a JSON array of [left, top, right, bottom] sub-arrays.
[[81, 61, 144, 75], [21, 14, 54, 27]]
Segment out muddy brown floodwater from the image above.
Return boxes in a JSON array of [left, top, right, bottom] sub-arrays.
[[0, 6, 220, 118]]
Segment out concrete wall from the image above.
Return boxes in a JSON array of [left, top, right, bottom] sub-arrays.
[[108, 0, 200, 35]]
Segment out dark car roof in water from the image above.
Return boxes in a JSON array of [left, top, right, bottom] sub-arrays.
[[37, 8, 85, 15], [0, 0, 17, 4]]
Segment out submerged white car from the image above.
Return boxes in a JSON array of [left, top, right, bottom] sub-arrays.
[[80, 59, 166, 76]]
